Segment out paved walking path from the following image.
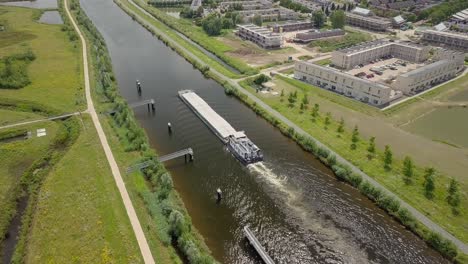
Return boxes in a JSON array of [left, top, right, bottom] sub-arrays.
[[0, 112, 81, 130], [122, 0, 468, 254], [64, 1, 155, 263]]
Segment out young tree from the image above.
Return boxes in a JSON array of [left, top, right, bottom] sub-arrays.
[[324, 112, 331, 129], [423, 167, 436, 199], [383, 145, 392, 170], [287, 92, 296, 107], [302, 94, 309, 107], [447, 178, 461, 214], [312, 10, 325, 28], [280, 89, 284, 97], [402, 156, 414, 184], [202, 15, 222, 36], [300, 102, 305, 113], [367, 136, 376, 160], [350, 125, 359, 150], [337, 117, 344, 134], [311, 103, 319, 119], [252, 14, 263, 26], [330, 10, 345, 29]]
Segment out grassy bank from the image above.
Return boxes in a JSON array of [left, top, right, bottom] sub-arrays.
[[24, 117, 143, 263], [130, 0, 257, 76], [71, 0, 216, 262], [235, 77, 466, 262]]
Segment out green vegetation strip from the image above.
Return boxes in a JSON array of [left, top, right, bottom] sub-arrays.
[[71, 0, 216, 262], [233, 77, 467, 262]]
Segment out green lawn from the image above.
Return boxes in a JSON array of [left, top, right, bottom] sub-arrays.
[[0, 6, 84, 113], [24, 117, 143, 263], [241, 77, 468, 243]]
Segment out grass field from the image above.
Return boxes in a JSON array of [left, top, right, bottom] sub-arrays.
[[0, 6, 84, 112], [271, 76, 468, 186], [24, 117, 143, 263], [0, 109, 42, 126], [0, 3, 144, 262], [241, 77, 468, 243]]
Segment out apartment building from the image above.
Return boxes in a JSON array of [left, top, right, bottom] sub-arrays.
[[345, 12, 392, 31], [331, 40, 430, 70], [421, 29, 468, 51], [393, 50, 465, 94], [294, 29, 345, 43], [239, 7, 299, 22], [270, 21, 313, 33], [219, 0, 271, 11], [236, 24, 283, 48], [294, 61, 394, 106]]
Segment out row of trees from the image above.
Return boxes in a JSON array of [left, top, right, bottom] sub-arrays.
[[201, 12, 242, 35], [180, 6, 203, 19], [279, 0, 311, 13], [280, 88, 463, 215], [312, 10, 345, 29], [417, 0, 468, 24]]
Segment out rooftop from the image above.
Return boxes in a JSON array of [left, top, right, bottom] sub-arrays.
[[238, 24, 282, 37], [452, 8, 468, 21], [336, 39, 425, 56], [423, 29, 468, 40], [352, 7, 372, 16]]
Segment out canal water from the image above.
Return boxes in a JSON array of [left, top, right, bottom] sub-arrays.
[[80, 0, 448, 263]]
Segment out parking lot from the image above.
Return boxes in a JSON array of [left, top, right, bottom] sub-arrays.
[[346, 58, 424, 85]]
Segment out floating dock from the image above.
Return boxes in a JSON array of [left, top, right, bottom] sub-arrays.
[[179, 90, 263, 165], [243, 226, 275, 264]]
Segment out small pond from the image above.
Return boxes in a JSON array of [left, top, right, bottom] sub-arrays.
[[39, 10, 63, 24], [0, 0, 57, 9]]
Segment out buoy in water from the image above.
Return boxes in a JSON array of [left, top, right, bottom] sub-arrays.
[[167, 122, 172, 133]]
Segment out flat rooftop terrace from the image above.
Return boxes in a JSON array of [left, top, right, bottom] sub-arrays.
[[345, 58, 424, 85]]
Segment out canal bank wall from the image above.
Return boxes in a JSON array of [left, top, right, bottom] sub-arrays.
[[70, 0, 216, 262], [112, 0, 466, 261]]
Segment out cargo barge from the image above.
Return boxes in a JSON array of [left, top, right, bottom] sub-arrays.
[[179, 90, 263, 165]]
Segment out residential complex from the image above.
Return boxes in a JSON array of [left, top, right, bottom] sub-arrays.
[[236, 24, 283, 48], [345, 8, 392, 31], [218, 0, 271, 11], [449, 8, 468, 32], [238, 7, 299, 22], [270, 20, 313, 33], [393, 56, 464, 95], [295, 61, 395, 106], [295, 41, 464, 107], [421, 29, 468, 51], [294, 29, 345, 43], [331, 40, 430, 70]]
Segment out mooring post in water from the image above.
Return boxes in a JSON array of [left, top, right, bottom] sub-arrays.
[[216, 188, 222, 202], [168, 122, 172, 133], [136, 80, 142, 95], [150, 99, 155, 111]]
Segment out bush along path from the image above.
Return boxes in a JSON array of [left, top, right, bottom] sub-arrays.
[[63, 0, 155, 263], [114, 0, 467, 261]]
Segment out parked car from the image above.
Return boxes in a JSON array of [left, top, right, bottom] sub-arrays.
[[366, 74, 374, 78]]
